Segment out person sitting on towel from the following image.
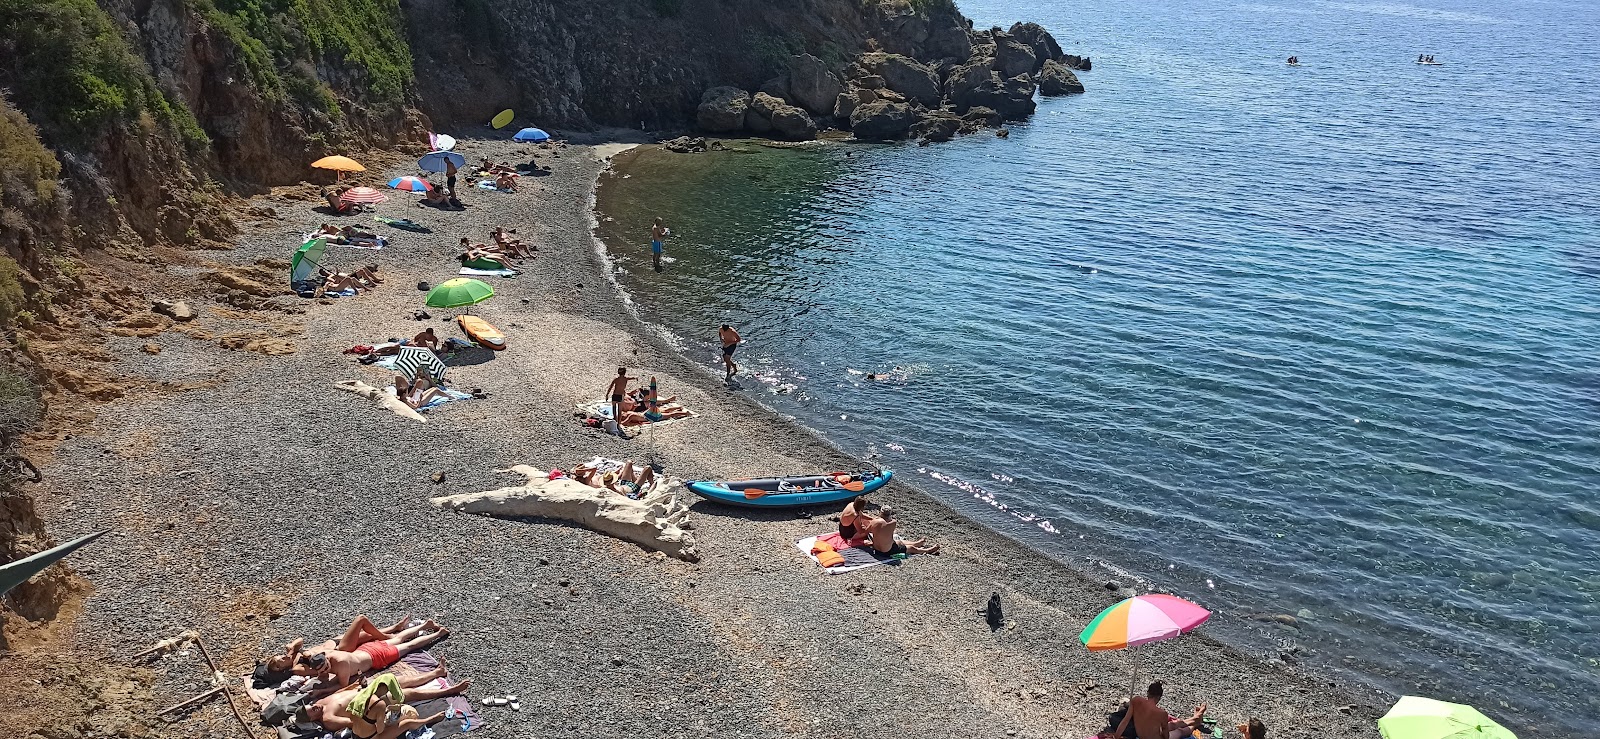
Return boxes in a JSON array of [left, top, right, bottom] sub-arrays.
[[412, 327, 441, 353], [837, 495, 872, 545], [254, 617, 444, 689], [394, 375, 442, 409], [858, 507, 940, 556], [421, 186, 450, 207], [495, 172, 519, 192], [302, 668, 470, 739], [1113, 681, 1207, 739]]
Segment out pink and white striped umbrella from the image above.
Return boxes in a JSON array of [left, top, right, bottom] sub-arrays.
[[340, 186, 388, 204]]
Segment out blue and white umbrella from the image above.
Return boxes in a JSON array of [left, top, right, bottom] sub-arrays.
[[512, 127, 550, 142], [417, 150, 467, 173]]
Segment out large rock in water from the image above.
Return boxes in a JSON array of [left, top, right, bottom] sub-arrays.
[[945, 60, 998, 103], [910, 113, 961, 142], [992, 32, 1039, 78], [788, 54, 843, 116], [849, 101, 916, 141], [858, 53, 941, 107], [1008, 22, 1065, 64], [697, 86, 751, 132], [745, 92, 782, 134], [747, 92, 816, 140], [1038, 59, 1085, 95], [954, 73, 1037, 119]]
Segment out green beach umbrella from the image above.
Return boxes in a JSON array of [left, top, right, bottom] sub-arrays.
[[425, 278, 495, 310], [1378, 696, 1516, 739], [290, 237, 329, 283]]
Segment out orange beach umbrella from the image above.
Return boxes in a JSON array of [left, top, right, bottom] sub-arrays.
[[312, 155, 365, 181]]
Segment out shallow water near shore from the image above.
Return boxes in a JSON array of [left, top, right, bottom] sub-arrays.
[[597, 0, 1600, 729]]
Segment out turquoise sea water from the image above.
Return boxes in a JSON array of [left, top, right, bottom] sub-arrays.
[[596, 0, 1600, 730]]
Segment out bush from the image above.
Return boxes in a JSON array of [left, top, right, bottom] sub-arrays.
[[0, 364, 41, 439], [0, 0, 208, 150]]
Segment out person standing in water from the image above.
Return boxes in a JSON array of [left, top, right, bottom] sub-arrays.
[[650, 218, 669, 272], [718, 324, 741, 379]]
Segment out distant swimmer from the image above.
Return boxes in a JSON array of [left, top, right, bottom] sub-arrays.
[[1418, 53, 1425, 62], [1287, 56, 1299, 65]]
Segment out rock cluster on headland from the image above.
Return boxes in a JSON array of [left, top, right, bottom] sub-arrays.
[[696, 22, 1089, 144]]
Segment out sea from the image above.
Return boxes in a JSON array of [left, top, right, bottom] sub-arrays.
[[594, 0, 1600, 731]]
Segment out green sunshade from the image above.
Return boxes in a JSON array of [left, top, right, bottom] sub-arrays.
[[1378, 696, 1516, 739], [425, 278, 495, 309], [290, 237, 329, 283]]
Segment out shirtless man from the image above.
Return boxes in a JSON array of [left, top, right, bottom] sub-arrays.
[[607, 367, 636, 423], [303, 667, 470, 739], [718, 324, 741, 379], [256, 619, 448, 690], [412, 327, 441, 353], [859, 507, 940, 556], [1114, 681, 1207, 739]]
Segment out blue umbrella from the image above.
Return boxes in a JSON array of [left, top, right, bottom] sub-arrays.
[[512, 127, 550, 142], [417, 150, 467, 173]]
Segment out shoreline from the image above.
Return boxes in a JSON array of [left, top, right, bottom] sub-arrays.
[[26, 132, 1397, 738]]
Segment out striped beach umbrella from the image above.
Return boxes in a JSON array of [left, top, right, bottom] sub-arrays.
[[393, 346, 447, 382], [1379, 697, 1516, 739], [387, 176, 432, 192], [340, 187, 388, 205]]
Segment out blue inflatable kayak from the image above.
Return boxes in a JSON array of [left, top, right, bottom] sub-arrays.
[[688, 470, 892, 508]]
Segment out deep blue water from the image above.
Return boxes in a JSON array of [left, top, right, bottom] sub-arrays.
[[596, 0, 1600, 730]]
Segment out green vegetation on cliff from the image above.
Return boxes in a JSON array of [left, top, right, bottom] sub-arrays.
[[0, 0, 208, 150], [0, 101, 63, 329], [188, 0, 415, 111]]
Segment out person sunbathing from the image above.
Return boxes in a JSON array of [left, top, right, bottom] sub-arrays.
[[495, 173, 519, 192], [459, 249, 516, 271], [858, 507, 940, 556], [421, 186, 450, 207], [603, 462, 656, 498], [304, 668, 468, 739], [394, 375, 442, 409], [837, 495, 871, 545], [322, 272, 366, 294], [254, 616, 438, 687]]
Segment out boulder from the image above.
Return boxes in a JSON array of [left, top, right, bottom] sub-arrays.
[[954, 73, 1037, 119], [1007, 22, 1064, 65], [910, 113, 961, 142], [788, 54, 844, 116], [857, 75, 887, 90], [759, 75, 790, 100], [849, 101, 916, 141], [662, 136, 709, 153], [745, 92, 784, 134], [991, 32, 1038, 78], [859, 53, 941, 106], [962, 106, 1002, 127], [696, 87, 751, 132], [945, 60, 998, 103], [433, 465, 699, 562], [1038, 59, 1085, 95], [834, 89, 863, 120], [152, 299, 196, 322], [770, 106, 817, 140]]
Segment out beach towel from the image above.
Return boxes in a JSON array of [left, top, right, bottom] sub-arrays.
[[418, 388, 471, 411], [458, 267, 518, 277], [476, 180, 512, 192], [249, 644, 482, 738], [331, 236, 387, 250], [796, 534, 901, 574]]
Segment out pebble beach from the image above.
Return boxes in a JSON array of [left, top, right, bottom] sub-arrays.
[[33, 133, 1387, 739]]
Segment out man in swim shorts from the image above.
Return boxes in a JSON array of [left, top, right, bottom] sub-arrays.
[[718, 324, 741, 379], [255, 619, 448, 690], [607, 367, 636, 425], [650, 217, 668, 272], [303, 665, 470, 739]]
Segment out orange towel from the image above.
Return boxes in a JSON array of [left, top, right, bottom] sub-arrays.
[[811, 539, 846, 568]]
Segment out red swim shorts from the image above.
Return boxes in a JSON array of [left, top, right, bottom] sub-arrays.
[[355, 640, 400, 670]]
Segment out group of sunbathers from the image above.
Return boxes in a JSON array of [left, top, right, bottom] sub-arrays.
[[458, 227, 534, 272], [570, 459, 658, 498], [604, 368, 692, 427], [313, 223, 384, 247], [255, 616, 467, 739], [476, 158, 522, 192], [1100, 680, 1269, 739], [836, 495, 940, 556], [318, 265, 383, 295]]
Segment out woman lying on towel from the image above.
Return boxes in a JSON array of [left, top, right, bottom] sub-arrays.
[[303, 667, 471, 739], [254, 616, 447, 689], [394, 374, 443, 409], [858, 506, 940, 556]]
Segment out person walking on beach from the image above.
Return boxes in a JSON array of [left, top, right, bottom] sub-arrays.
[[718, 324, 741, 379], [607, 367, 636, 425], [650, 218, 669, 272]]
